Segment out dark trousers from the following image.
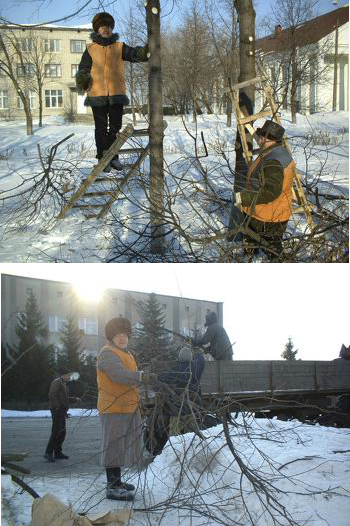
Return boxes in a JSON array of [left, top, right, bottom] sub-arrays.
[[244, 214, 288, 260], [106, 467, 121, 488], [45, 408, 67, 455], [91, 104, 123, 159]]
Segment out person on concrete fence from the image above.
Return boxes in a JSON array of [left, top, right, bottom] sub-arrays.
[[144, 345, 206, 457], [232, 120, 295, 260], [191, 311, 233, 361], [97, 316, 155, 502], [75, 12, 149, 172], [44, 373, 80, 463]]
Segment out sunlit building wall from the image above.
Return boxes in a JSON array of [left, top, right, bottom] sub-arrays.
[[1, 274, 223, 359]]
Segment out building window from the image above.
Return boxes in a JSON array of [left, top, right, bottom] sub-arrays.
[[49, 315, 67, 333], [26, 287, 33, 294], [21, 38, 33, 52], [71, 64, 79, 77], [70, 40, 86, 53], [17, 91, 36, 109], [44, 39, 61, 52], [45, 89, 63, 108], [162, 304, 167, 309], [181, 327, 191, 337], [57, 291, 63, 298], [45, 64, 62, 77], [79, 318, 98, 336], [17, 63, 35, 76], [0, 90, 9, 109], [185, 306, 190, 312]]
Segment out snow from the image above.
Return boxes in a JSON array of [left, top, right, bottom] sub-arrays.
[[0, 111, 348, 262], [1, 410, 350, 526]]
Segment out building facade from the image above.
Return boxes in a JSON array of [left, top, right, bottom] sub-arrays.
[[256, 6, 349, 114], [0, 24, 93, 119], [1, 273, 223, 359]]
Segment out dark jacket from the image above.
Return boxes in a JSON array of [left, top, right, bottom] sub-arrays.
[[193, 312, 233, 360], [241, 143, 294, 223], [48, 377, 70, 411], [77, 32, 148, 107]]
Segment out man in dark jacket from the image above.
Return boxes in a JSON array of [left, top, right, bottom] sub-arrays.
[[75, 12, 148, 172], [44, 373, 80, 462], [145, 346, 206, 456], [192, 311, 233, 361], [232, 120, 295, 260]]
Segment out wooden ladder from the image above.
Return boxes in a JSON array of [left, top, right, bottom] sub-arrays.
[[228, 75, 315, 230], [56, 123, 149, 220]]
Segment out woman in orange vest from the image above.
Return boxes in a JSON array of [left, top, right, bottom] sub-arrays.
[[233, 120, 295, 260], [76, 12, 148, 171], [97, 317, 155, 501]]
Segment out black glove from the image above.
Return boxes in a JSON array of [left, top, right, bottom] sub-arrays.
[[75, 70, 92, 94], [136, 44, 149, 61]]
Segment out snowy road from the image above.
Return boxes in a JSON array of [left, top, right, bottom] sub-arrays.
[[1, 415, 103, 477]]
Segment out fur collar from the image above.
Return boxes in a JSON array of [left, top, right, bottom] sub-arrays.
[[90, 32, 120, 46]]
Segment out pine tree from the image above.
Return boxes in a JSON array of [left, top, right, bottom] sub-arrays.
[[57, 315, 83, 399], [132, 293, 177, 366], [58, 315, 82, 374], [281, 337, 299, 361], [4, 290, 55, 405]]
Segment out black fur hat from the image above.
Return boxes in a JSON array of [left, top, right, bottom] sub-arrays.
[[92, 12, 115, 33]]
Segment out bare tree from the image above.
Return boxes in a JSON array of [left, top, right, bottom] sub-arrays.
[[204, 0, 240, 125], [260, 0, 335, 122], [0, 29, 34, 134]]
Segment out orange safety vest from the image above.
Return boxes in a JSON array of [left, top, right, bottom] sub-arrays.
[[87, 42, 126, 98], [242, 146, 295, 223], [97, 344, 140, 414]]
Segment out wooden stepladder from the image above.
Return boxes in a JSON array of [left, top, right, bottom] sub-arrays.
[[228, 76, 315, 230], [56, 123, 150, 220]]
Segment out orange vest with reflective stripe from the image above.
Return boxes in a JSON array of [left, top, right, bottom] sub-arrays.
[[87, 42, 126, 97], [243, 146, 295, 223], [97, 344, 139, 414]]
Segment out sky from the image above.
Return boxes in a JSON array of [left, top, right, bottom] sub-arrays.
[[1, 263, 349, 362], [0, 0, 346, 30]]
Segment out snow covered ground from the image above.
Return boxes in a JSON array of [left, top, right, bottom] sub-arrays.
[[0, 111, 348, 262], [2, 409, 350, 526]]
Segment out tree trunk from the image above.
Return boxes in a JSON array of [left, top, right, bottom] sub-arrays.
[[22, 93, 33, 135], [233, 0, 256, 193], [129, 63, 137, 126], [291, 53, 298, 124], [38, 85, 43, 127], [228, 0, 255, 238], [146, 0, 165, 254], [226, 94, 232, 127]]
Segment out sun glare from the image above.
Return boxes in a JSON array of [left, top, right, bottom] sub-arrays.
[[73, 277, 106, 302]]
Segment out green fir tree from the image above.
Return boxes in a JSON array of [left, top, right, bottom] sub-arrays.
[[57, 315, 82, 374], [132, 293, 177, 366], [281, 337, 300, 361], [3, 290, 55, 405]]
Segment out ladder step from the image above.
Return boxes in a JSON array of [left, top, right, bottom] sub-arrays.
[[132, 128, 149, 136], [72, 204, 104, 209], [119, 147, 144, 154], [238, 110, 273, 125], [83, 191, 117, 197]]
